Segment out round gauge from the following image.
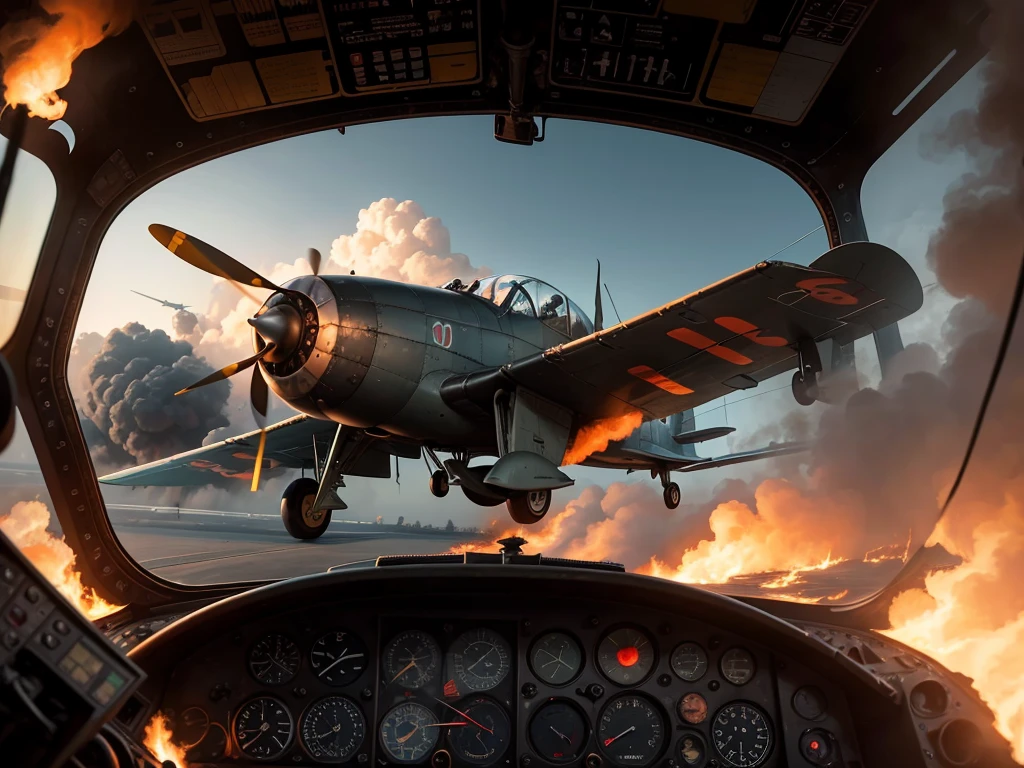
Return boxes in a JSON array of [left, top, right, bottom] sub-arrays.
[[249, 633, 301, 685], [379, 702, 439, 764], [311, 630, 368, 686], [529, 700, 588, 764], [711, 703, 772, 767], [300, 696, 366, 763], [678, 732, 707, 767], [596, 627, 656, 686], [177, 707, 210, 747], [670, 643, 708, 682], [792, 686, 828, 721], [719, 648, 756, 686], [187, 723, 228, 763], [383, 630, 441, 689], [529, 632, 583, 686], [450, 628, 512, 692], [233, 696, 295, 761], [446, 696, 511, 766], [678, 693, 708, 725], [597, 694, 666, 768]]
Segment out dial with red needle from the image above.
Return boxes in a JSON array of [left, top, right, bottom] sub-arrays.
[[597, 695, 665, 768], [444, 697, 511, 767]]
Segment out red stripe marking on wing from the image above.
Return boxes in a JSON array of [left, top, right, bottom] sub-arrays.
[[628, 365, 693, 395], [667, 327, 753, 365]]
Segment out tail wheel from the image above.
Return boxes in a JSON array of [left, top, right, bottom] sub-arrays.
[[507, 489, 552, 524], [281, 477, 332, 540], [792, 371, 818, 407], [663, 482, 681, 510], [429, 470, 450, 498]]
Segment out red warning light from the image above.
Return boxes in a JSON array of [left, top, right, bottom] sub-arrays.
[[616, 646, 640, 667], [810, 741, 820, 751]]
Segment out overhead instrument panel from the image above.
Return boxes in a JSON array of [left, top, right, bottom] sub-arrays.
[[549, 0, 877, 124], [141, 0, 482, 121], [322, 0, 483, 95], [140, 0, 342, 121]]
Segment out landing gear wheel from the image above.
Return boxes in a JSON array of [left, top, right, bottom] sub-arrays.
[[429, 470, 450, 498], [281, 477, 332, 540], [663, 482, 681, 510], [792, 371, 818, 407], [506, 489, 552, 524]]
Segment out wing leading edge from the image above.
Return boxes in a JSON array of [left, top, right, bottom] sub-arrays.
[[500, 242, 922, 422]]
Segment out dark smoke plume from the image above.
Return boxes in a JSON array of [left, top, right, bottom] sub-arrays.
[[79, 323, 231, 470]]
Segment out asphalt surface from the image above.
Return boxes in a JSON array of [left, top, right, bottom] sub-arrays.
[[107, 505, 485, 585]]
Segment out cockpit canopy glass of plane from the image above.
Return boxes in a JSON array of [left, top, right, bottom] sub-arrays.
[[4, 51, 1005, 608]]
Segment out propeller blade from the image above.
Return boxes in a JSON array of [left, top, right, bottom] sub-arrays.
[[149, 224, 283, 292], [250, 364, 269, 429], [174, 343, 275, 396], [308, 248, 322, 276]]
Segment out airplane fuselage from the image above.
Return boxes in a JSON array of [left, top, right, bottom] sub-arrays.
[[258, 274, 568, 451]]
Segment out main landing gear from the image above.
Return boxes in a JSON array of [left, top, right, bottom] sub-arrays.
[[791, 337, 822, 407], [281, 477, 332, 540], [429, 470, 449, 498], [506, 489, 552, 524], [656, 467, 681, 510]]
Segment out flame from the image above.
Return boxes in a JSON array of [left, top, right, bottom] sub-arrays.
[[0, 0, 133, 119], [143, 712, 188, 768], [0, 500, 124, 620], [863, 530, 914, 564], [563, 411, 643, 465]]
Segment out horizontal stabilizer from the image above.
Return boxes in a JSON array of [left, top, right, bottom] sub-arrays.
[[672, 426, 735, 445], [678, 441, 810, 473]]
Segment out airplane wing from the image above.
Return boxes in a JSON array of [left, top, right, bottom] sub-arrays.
[[673, 441, 810, 472], [496, 242, 921, 421], [98, 415, 398, 486]]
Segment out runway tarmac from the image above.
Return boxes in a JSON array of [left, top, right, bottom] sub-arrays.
[[107, 505, 486, 585]]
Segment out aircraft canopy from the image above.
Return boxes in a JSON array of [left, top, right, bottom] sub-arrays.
[[472, 275, 595, 340]]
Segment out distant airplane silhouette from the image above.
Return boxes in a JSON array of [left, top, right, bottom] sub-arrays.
[[131, 290, 189, 311]]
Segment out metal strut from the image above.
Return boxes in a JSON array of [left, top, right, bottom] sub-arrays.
[[311, 425, 370, 513]]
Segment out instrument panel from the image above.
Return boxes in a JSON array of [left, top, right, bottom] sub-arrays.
[[156, 596, 861, 768]]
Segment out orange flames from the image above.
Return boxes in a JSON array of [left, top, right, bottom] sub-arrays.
[[143, 712, 188, 768], [0, 500, 124, 620], [0, 0, 134, 119], [562, 411, 643, 466]]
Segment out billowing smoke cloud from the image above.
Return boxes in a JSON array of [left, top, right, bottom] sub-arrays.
[[78, 322, 231, 470], [0, 0, 133, 119]]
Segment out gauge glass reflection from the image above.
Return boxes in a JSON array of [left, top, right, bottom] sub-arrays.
[[719, 648, 756, 686], [383, 630, 441, 689], [679, 732, 707, 767], [529, 700, 588, 764], [379, 702, 439, 763], [711, 703, 772, 767], [177, 706, 210, 748], [450, 628, 512, 692], [446, 696, 510, 766], [234, 696, 294, 761], [311, 630, 368, 686], [597, 627, 656, 686], [529, 632, 583, 686], [670, 643, 708, 682], [301, 696, 366, 764], [678, 693, 708, 725], [249, 633, 301, 685], [597, 694, 665, 767]]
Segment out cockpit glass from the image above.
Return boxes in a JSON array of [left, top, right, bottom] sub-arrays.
[[54, 73, 1019, 608]]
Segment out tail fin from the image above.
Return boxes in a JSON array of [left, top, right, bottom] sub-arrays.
[[594, 260, 604, 332], [668, 409, 698, 459]]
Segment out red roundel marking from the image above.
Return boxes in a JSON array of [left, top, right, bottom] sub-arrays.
[[432, 322, 444, 345], [795, 277, 858, 305], [443, 324, 453, 348], [714, 316, 789, 347], [667, 327, 753, 365], [617, 646, 640, 667], [628, 365, 693, 395]]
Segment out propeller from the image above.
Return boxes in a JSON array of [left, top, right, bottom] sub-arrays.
[[308, 248, 322, 277], [174, 344, 276, 396]]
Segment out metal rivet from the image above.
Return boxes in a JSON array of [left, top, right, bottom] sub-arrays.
[[782, 141, 790, 148], [175, 141, 183, 148], [57, 287, 65, 295], [206, 132, 213, 139], [838, 182, 845, 190], [77, 217, 87, 226], [128, 85, 136, 93], [146, 151, 154, 158], [843, 212, 853, 222]]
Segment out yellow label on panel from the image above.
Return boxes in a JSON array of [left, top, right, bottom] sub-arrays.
[[255, 50, 332, 103], [429, 51, 478, 83], [664, 0, 757, 24], [705, 43, 778, 107]]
